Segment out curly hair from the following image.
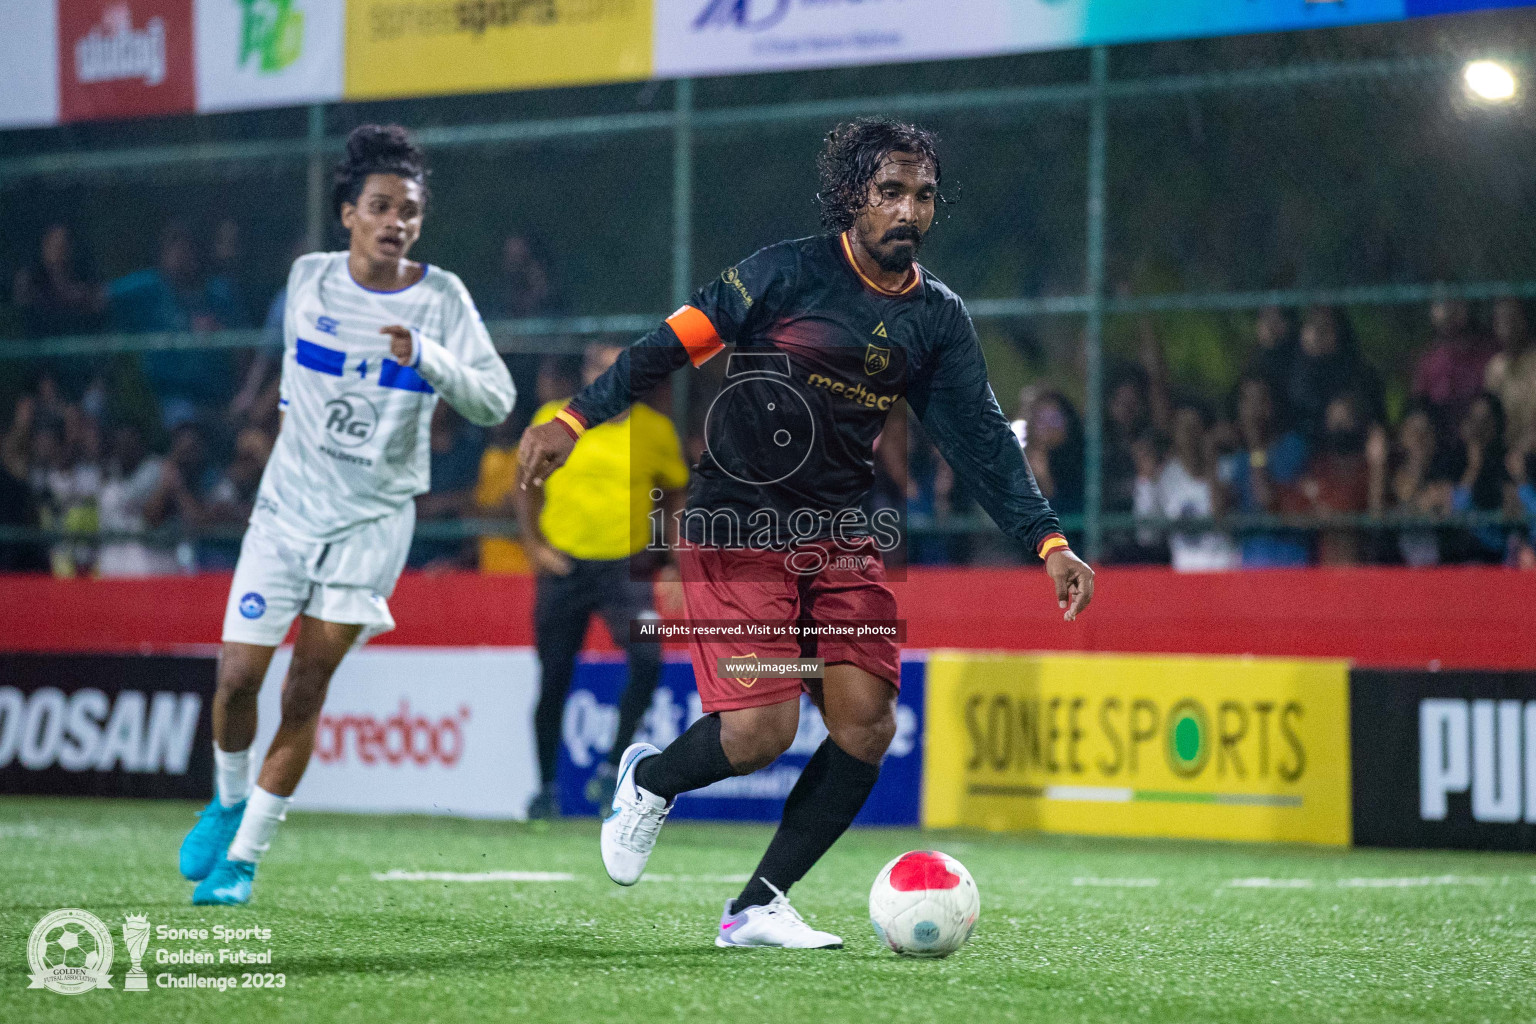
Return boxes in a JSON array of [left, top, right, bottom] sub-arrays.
[[815, 118, 946, 232], [332, 124, 430, 219]]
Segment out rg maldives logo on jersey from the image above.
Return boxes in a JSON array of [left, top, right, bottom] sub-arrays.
[[60, 0, 195, 122], [313, 700, 469, 768]]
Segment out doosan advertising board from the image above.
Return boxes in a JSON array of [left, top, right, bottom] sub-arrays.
[[0, 654, 213, 799]]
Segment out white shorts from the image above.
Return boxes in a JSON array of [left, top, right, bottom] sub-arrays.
[[221, 504, 415, 647]]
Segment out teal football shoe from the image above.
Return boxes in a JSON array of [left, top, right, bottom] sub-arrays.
[[192, 857, 256, 906], [178, 798, 246, 881]]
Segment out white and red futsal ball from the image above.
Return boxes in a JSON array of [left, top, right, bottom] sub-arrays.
[[869, 850, 980, 957]]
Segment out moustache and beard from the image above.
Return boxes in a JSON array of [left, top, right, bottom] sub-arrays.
[[869, 225, 925, 273]]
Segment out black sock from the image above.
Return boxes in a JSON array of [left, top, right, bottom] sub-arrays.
[[734, 739, 880, 912], [633, 713, 737, 800]]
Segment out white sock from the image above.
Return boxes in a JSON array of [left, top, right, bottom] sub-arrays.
[[227, 786, 291, 864], [213, 746, 252, 807]]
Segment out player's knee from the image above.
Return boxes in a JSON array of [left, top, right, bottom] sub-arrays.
[[278, 660, 334, 724], [720, 710, 797, 774], [215, 661, 264, 701], [829, 705, 896, 765]]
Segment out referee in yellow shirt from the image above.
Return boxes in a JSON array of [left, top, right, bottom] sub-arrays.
[[516, 344, 689, 818]]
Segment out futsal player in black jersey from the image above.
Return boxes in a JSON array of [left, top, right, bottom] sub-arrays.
[[520, 118, 1095, 948]]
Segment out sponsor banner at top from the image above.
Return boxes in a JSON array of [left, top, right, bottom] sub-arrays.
[[195, 0, 345, 113], [1080, 0, 1407, 49], [0, 5, 60, 129], [5, 1, 1536, 128], [654, 0, 1076, 77], [59, 0, 196, 122], [654, 0, 1530, 79], [343, 0, 652, 101], [922, 651, 1353, 845]]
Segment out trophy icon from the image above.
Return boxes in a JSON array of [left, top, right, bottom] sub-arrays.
[[122, 914, 150, 991]]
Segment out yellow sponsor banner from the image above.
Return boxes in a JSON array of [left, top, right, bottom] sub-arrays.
[[923, 651, 1351, 845], [345, 0, 652, 101]]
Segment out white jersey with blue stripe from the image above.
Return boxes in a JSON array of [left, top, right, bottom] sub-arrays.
[[254, 251, 516, 542]]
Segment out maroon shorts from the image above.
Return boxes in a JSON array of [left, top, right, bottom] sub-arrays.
[[676, 538, 900, 713]]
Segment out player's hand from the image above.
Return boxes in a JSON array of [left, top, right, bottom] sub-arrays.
[[1045, 548, 1094, 622], [529, 542, 573, 577], [381, 324, 414, 363], [517, 422, 577, 490]]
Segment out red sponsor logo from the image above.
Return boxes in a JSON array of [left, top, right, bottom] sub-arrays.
[[315, 701, 471, 768], [59, 0, 193, 122]]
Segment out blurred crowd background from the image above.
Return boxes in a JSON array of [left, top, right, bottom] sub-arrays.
[[5, 13, 1536, 575]]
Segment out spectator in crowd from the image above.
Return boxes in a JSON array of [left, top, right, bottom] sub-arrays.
[[1019, 390, 1084, 519], [96, 422, 178, 576], [1286, 305, 1383, 440], [1103, 323, 1174, 562], [142, 422, 218, 573], [1218, 375, 1311, 567], [229, 237, 307, 432], [1412, 298, 1497, 440], [482, 234, 558, 319], [409, 403, 486, 569], [208, 218, 256, 327], [12, 224, 105, 340], [481, 234, 563, 438], [1297, 392, 1376, 565], [108, 222, 246, 427], [1126, 431, 1169, 560], [1100, 368, 1155, 562], [39, 406, 104, 576], [199, 425, 273, 569], [1370, 403, 1456, 567], [24, 415, 66, 516], [12, 225, 107, 401], [0, 397, 48, 572], [1508, 442, 1536, 567], [1136, 402, 1238, 571], [1244, 305, 1298, 428], [1449, 392, 1515, 563], [1102, 366, 1150, 516], [1485, 296, 1536, 455]]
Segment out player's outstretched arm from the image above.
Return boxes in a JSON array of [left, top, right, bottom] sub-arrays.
[[563, 246, 793, 430], [384, 323, 515, 427], [909, 305, 1096, 621]]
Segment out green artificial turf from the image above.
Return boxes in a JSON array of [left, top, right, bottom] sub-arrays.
[[1, 797, 1534, 1023]]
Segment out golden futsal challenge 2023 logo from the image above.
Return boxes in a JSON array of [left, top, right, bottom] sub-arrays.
[[25, 908, 149, 996]]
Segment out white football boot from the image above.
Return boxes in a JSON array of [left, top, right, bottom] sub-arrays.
[[600, 742, 670, 885], [715, 882, 843, 949]]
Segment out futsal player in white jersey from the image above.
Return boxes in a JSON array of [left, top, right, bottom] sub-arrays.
[[178, 125, 516, 905]]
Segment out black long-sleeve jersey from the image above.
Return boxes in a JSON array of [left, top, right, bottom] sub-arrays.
[[562, 232, 1064, 555]]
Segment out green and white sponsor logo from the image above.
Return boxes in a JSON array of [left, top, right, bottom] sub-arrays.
[[1165, 698, 1210, 778], [239, 0, 304, 74]]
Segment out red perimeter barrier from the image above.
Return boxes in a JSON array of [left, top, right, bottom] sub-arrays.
[[0, 567, 1529, 669]]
